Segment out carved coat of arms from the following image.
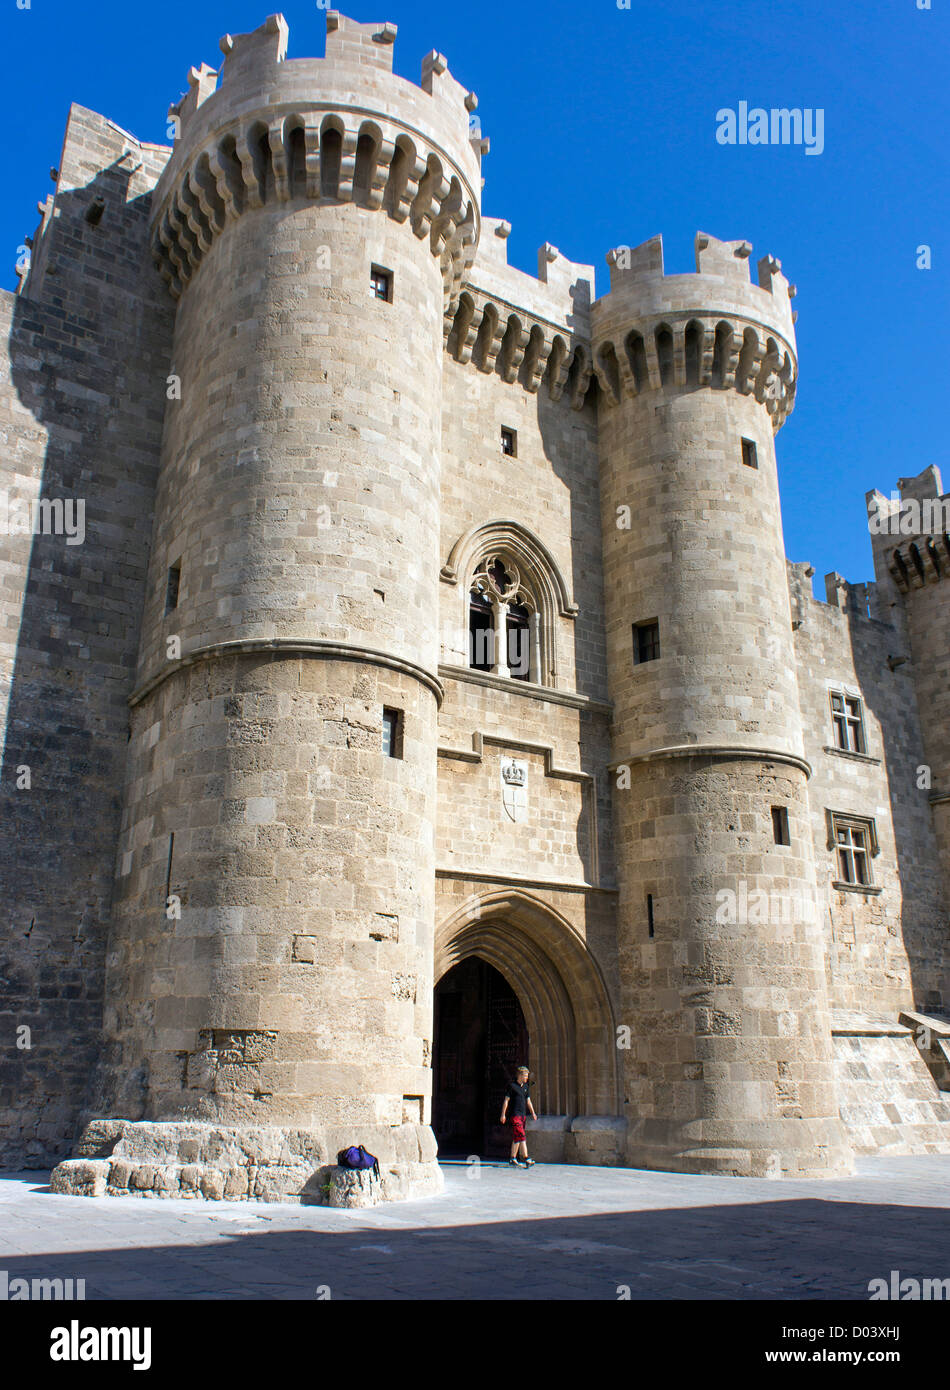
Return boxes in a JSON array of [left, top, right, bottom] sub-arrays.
[[501, 758, 527, 823]]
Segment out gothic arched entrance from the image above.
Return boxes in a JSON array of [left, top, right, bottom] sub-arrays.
[[432, 890, 623, 1159], [432, 957, 529, 1157]]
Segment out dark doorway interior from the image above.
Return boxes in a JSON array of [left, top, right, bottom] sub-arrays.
[[432, 956, 530, 1158]]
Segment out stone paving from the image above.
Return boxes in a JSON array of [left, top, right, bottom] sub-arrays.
[[3, 1155, 950, 1300]]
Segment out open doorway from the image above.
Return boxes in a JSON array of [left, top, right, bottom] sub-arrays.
[[432, 956, 529, 1158]]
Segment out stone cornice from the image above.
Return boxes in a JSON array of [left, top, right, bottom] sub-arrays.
[[608, 744, 812, 778], [884, 531, 950, 593], [437, 729, 593, 781], [130, 639, 444, 708], [435, 868, 618, 895], [438, 663, 611, 714]]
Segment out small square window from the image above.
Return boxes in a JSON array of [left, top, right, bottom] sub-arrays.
[[165, 560, 181, 615], [771, 806, 790, 846], [370, 265, 392, 302], [830, 691, 866, 754], [633, 620, 660, 665], [741, 437, 758, 469], [382, 707, 402, 758], [501, 427, 517, 457]]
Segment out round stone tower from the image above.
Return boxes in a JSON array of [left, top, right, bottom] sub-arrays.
[[86, 12, 482, 1201], [592, 232, 852, 1178]]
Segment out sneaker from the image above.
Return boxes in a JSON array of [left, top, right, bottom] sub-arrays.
[[508, 1158, 523, 1168], [522, 1158, 536, 1167]]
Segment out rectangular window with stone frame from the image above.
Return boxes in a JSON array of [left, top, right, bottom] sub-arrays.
[[827, 810, 879, 888], [633, 619, 660, 665], [830, 690, 867, 754]]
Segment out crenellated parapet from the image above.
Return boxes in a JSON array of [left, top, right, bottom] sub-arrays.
[[150, 11, 482, 307], [444, 220, 597, 408], [445, 288, 594, 407], [868, 468, 950, 594], [590, 232, 799, 430]]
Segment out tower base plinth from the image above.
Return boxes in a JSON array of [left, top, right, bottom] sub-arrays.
[[625, 1117, 853, 1180], [49, 1119, 443, 1204]]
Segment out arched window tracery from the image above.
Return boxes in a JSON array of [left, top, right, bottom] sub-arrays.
[[468, 554, 540, 683]]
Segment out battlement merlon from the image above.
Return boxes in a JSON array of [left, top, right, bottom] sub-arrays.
[[867, 468, 950, 598], [153, 10, 483, 236], [868, 469, 948, 537], [590, 232, 798, 428], [463, 217, 594, 336], [593, 231, 797, 349]]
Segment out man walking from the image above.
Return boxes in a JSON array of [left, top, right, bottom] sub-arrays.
[[500, 1065, 537, 1167]]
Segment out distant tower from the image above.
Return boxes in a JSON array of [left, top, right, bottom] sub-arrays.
[[869, 464, 950, 1003], [592, 233, 852, 1177], [86, 12, 482, 1198]]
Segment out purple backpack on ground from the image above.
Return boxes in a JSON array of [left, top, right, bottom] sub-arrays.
[[337, 1144, 380, 1179]]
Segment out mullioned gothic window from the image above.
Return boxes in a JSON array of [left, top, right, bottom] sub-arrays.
[[442, 519, 577, 689], [830, 691, 866, 754], [826, 809, 880, 890], [468, 555, 540, 683]]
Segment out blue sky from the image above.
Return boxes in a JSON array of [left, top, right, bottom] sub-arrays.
[[4, 0, 946, 588]]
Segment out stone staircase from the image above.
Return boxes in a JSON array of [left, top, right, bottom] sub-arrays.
[[832, 1010, 950, 1155]]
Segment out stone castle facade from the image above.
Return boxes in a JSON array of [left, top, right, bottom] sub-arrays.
[[2, 11, 950, 1202]]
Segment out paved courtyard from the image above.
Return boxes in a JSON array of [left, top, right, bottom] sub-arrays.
[[2, 1156, 949, 1300]]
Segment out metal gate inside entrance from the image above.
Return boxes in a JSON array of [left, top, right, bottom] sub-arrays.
[[432, 956, 529, 1158]]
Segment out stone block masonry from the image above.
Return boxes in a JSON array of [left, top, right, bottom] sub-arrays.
[[1, 9, 948, 1200]]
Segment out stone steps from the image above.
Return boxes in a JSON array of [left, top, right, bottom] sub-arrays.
[[832, 1012, 950, 1155]]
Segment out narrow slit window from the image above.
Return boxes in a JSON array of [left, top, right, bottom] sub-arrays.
[[634, 620, 660, 665], [741, 437, 758, 469], [165, 560, 181, 615], [382, 708, 402, 758], [771, 806, 790, 846], [647, 893, 655, 939]]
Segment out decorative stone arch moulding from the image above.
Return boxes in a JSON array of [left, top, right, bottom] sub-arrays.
[[441, 520, 578, 688], [434, 888, 621, 1117]]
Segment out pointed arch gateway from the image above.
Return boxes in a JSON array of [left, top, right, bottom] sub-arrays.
[[433, 890, 621, 1121]]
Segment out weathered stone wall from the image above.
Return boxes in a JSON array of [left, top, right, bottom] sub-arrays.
[[612, 754, 849, 1176], [107, 655, 438, 1150], [0, 107, 172, 1168], [433, 228, 624, 1150], [869, 466, 950, 927], [3, 9, 950, 1190], [592, 234, 850, 1177], [90, 12, 476, 1194], [834, 1023, 950, 1155], [788, 562, 948, 1014]]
